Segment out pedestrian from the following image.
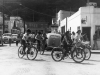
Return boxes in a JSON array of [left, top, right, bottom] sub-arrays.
[[93, 31, 98, 50], [16, 34, 20, 46], [9, 35, 12, 46]]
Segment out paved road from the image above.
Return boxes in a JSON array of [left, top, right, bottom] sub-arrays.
[[0, 44, 100, 75]]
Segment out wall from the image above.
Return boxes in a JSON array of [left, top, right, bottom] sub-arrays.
[[67, 6, 100, 49], [67, 10, 81, 33], [26, 22, 48, 32], [58, 18, 67, 33], [92, 8, 100, 49], [57, 10, 74, 26]]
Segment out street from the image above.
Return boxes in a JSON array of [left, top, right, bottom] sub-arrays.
[[0, 44, 100, 75]]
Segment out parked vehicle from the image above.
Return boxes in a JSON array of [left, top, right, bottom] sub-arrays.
[[2, 33, 12, 43], [12, 34, 18, 42]]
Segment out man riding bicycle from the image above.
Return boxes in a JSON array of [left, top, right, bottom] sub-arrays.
[[61, 31, 73, 57], [21, 29, 32, 54]]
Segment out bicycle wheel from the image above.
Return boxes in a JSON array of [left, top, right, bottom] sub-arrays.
[[71, 48, 86, 63], [84, 48, 91, 60], [18, 46, 25, 58], [27, 46, 38, 60], [51, 47, 63, 62]]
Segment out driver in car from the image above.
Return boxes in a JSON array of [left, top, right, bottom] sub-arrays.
[[22, 29, 32, 54]]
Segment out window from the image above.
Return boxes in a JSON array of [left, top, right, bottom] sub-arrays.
[[95, 26, 100, 39]]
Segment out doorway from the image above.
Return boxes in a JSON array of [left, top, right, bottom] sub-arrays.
[[61, 26, 65, 34], [82, 27, 91, 41]]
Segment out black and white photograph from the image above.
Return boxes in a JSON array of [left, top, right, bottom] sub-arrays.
[[0, 0, 100, 75]]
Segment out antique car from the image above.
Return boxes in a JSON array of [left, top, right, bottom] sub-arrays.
[[2, 33, 13, 43], [40, 33, 61, 54]]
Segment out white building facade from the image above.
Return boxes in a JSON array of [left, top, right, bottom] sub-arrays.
[[67, 2, 100, 49], [57, 10, 74, 34]]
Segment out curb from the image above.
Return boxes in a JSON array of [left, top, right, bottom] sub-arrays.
[[91, 50, 100, 54]]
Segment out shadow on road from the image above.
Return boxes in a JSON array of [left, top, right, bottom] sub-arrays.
[[42, 54, 51, 56], [62, 61, 95, 65], [34, 59, 49, 62], [0, 45, 7, 47], [86, 59, 100, 62], [23, 57, 49, 62]]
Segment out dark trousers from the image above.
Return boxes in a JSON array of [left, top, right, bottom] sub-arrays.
[[16, 40, 19, 46], [37, 40, 41, 50], [62, 41, 70, 56], [9, 39, 12, 46], [21, 40, 26, 52]]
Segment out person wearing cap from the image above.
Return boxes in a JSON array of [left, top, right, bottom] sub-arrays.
[[21, 29, 32, 54]]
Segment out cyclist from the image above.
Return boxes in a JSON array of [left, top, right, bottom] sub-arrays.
[[35, 32, 43, 51], [74, 30, 82, 45], [62, 31, 72, 57], [21, 29, 32, 54]]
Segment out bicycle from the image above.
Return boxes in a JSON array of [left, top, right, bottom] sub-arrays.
[[51, 43, 86, 63], [81, 41, 91, 60], [18, 41, 38, 60]]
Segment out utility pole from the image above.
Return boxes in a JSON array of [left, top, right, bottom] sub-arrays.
[[70, 7, 71, 16], [2, 0, 5, 34], [33, 12, 34, 22]]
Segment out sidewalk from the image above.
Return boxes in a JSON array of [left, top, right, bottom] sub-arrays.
[[91, 50, 100, 54]]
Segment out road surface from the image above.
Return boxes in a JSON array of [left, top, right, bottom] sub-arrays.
[[0, 44, 100, 75]]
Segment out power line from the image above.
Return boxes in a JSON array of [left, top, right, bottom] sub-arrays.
[[0, 3, 14, 15], [19, 4, 55, 17]]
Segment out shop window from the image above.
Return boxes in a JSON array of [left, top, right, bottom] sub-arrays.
[[95, 26, 100, 39], [77, 26, 80, 30]]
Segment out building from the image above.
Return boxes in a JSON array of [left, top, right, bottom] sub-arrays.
[[67, 2, 100, 49], [57, 10, 74, 33], [26, 22, 48, 33], [9, 16, 24, 34], [4, 20, 9, 33]]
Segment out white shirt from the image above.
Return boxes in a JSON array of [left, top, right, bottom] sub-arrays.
[[31, 34, 35, 38], [71, 35, 75, 40], [22, 33, 32, 40], [74, 33, 82, 43]]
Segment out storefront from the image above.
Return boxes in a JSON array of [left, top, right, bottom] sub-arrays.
[[67, 2, 100, 49]]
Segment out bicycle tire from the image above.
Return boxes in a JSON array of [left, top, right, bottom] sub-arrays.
[[51, 47, 63, 62], [71, 48, 86, 63], [27, 46, 38, 60], [85, 48, 91, 60], [18, 46, 25, 58]]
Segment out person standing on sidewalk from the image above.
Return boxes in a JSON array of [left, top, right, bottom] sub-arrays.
[[93, 31, 98, 50], [16, 34, 20, 46], [9, 35, 12, 46]]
